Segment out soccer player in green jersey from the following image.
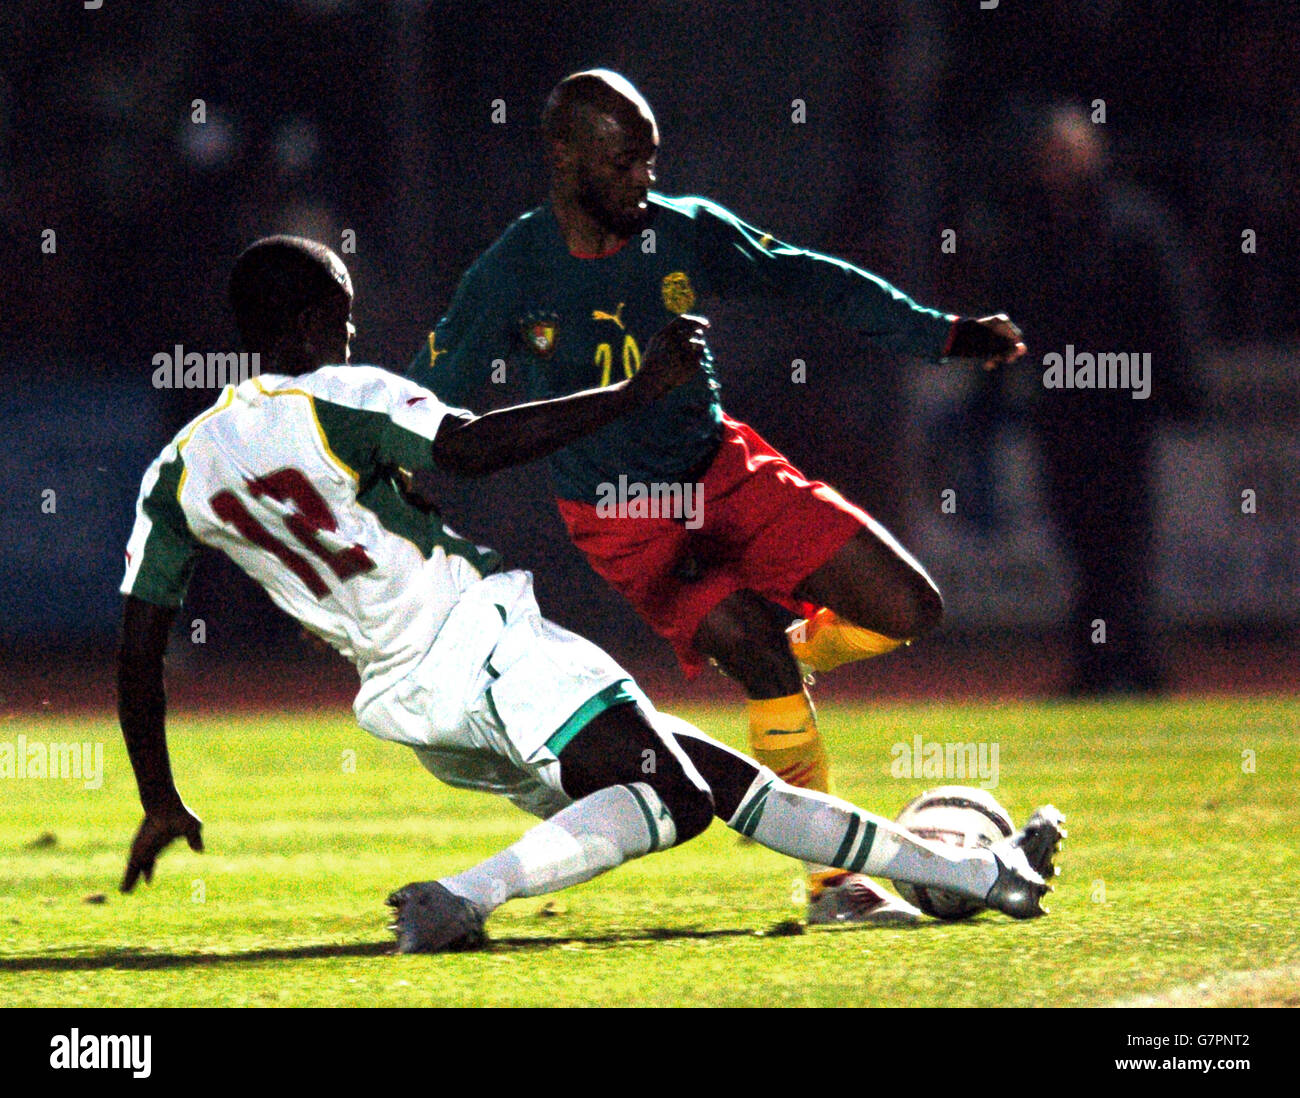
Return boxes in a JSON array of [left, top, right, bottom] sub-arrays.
[[410, 70, 1026, 924]]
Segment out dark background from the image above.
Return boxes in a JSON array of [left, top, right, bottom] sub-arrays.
[[3, 0, 1296, 698]]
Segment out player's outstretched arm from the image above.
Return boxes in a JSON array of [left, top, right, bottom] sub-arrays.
[[430, 315, 709, 477], [117, 596, 203, 892], [691, 200, 1026, 367]]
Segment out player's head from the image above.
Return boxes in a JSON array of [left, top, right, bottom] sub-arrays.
[[228, 235, 355, 373], [542, 69, 658, 237]]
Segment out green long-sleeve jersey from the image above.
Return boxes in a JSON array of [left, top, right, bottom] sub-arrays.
[[409, 193, 956, 504]]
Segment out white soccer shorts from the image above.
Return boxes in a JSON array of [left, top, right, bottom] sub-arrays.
[[353, 568, 647, 818]]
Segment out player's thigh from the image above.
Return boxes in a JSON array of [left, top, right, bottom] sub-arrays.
[[703, 418, 924, 630], [557, 702, 714, 841], [793, 521, 943, 637], [650, 711, 765, 822], [702, 419, 942, 636]]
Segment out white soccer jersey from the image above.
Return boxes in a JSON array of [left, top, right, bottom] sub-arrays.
[[121, 366, 502, 693]]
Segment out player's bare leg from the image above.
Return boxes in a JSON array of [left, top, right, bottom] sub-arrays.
[[694, 591, 818, 779], [694, 590, 921, 924], [790, 521, 944, 676]]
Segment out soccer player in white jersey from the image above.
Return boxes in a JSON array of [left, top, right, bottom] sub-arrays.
[[117, 236, 1063, 952]]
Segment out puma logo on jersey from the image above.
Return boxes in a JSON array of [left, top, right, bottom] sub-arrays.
[[591, 302, 625, 329], [406, 396, 427, 406], [426, 331, 445, 367]]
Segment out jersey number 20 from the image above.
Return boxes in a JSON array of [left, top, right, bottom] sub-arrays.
[[594, 334, 642, 387], [210, 468, 375, 598]]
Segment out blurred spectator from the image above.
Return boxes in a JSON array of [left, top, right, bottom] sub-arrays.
[[989, 104, 1204, 696]]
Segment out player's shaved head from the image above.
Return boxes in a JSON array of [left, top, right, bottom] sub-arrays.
[[229, 235, 353, 355], [543, 71, 659, 242], [542, 69, 658, 147]]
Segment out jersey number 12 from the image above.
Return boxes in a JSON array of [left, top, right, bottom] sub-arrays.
[[210, 467, 375, 598]]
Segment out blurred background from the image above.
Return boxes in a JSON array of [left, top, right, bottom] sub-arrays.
[[2, 0, 1296, 709]]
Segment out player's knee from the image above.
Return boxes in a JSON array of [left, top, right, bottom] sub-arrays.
[[696, 596, 803, 697], [564, 704, 714, 845], [674, 789, 715, 845], [654, 775, 714, 845], [872, 575, 943, 638], [638, 756, 714, 846], [693, 601, 746, 664], [904, 579, 944, 637]]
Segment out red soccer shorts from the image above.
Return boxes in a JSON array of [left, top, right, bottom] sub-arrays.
[[555, 414, 869, 678]]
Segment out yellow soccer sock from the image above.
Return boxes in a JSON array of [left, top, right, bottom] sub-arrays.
[[788, 607, 908, 673], [748, 693, 893, 895], [806, 866, 854, 895], [746, 692, 829, 794], [746, 693, 834, 882]]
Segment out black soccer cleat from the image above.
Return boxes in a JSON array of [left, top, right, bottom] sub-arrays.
[[1016, 805, 1067, 881], [386, 881, 487, 954], [983, 805, 1066, 920]]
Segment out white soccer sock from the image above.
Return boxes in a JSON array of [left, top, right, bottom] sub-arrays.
[[440, 783, 676, 915], [728, 770, 999, 899]]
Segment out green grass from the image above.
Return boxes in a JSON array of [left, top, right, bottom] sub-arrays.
[[2, 697, 1297, 1006]]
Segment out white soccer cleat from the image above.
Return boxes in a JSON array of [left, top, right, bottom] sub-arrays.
[[806, 872, 925, 926]]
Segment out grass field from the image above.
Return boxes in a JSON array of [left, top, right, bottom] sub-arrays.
[[2, 697, 1297, 1007]]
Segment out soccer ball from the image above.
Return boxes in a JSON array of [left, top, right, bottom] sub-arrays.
[[891, 785, 1015, 921]]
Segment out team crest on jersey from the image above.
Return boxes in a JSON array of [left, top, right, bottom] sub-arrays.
[[661, 271, 696, 315], [521, 313, 559, 357]]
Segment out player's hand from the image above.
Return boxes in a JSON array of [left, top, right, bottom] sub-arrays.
[[121, 805, 204, 892], [947, 314, 1027, 370], [632, 315, 709, 405]]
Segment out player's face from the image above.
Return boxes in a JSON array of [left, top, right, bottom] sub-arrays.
[[572, 112, 658, 237]]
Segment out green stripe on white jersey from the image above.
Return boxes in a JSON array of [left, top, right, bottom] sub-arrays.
[[120, 365, 503, 683], [120, 443, 200, 608]]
